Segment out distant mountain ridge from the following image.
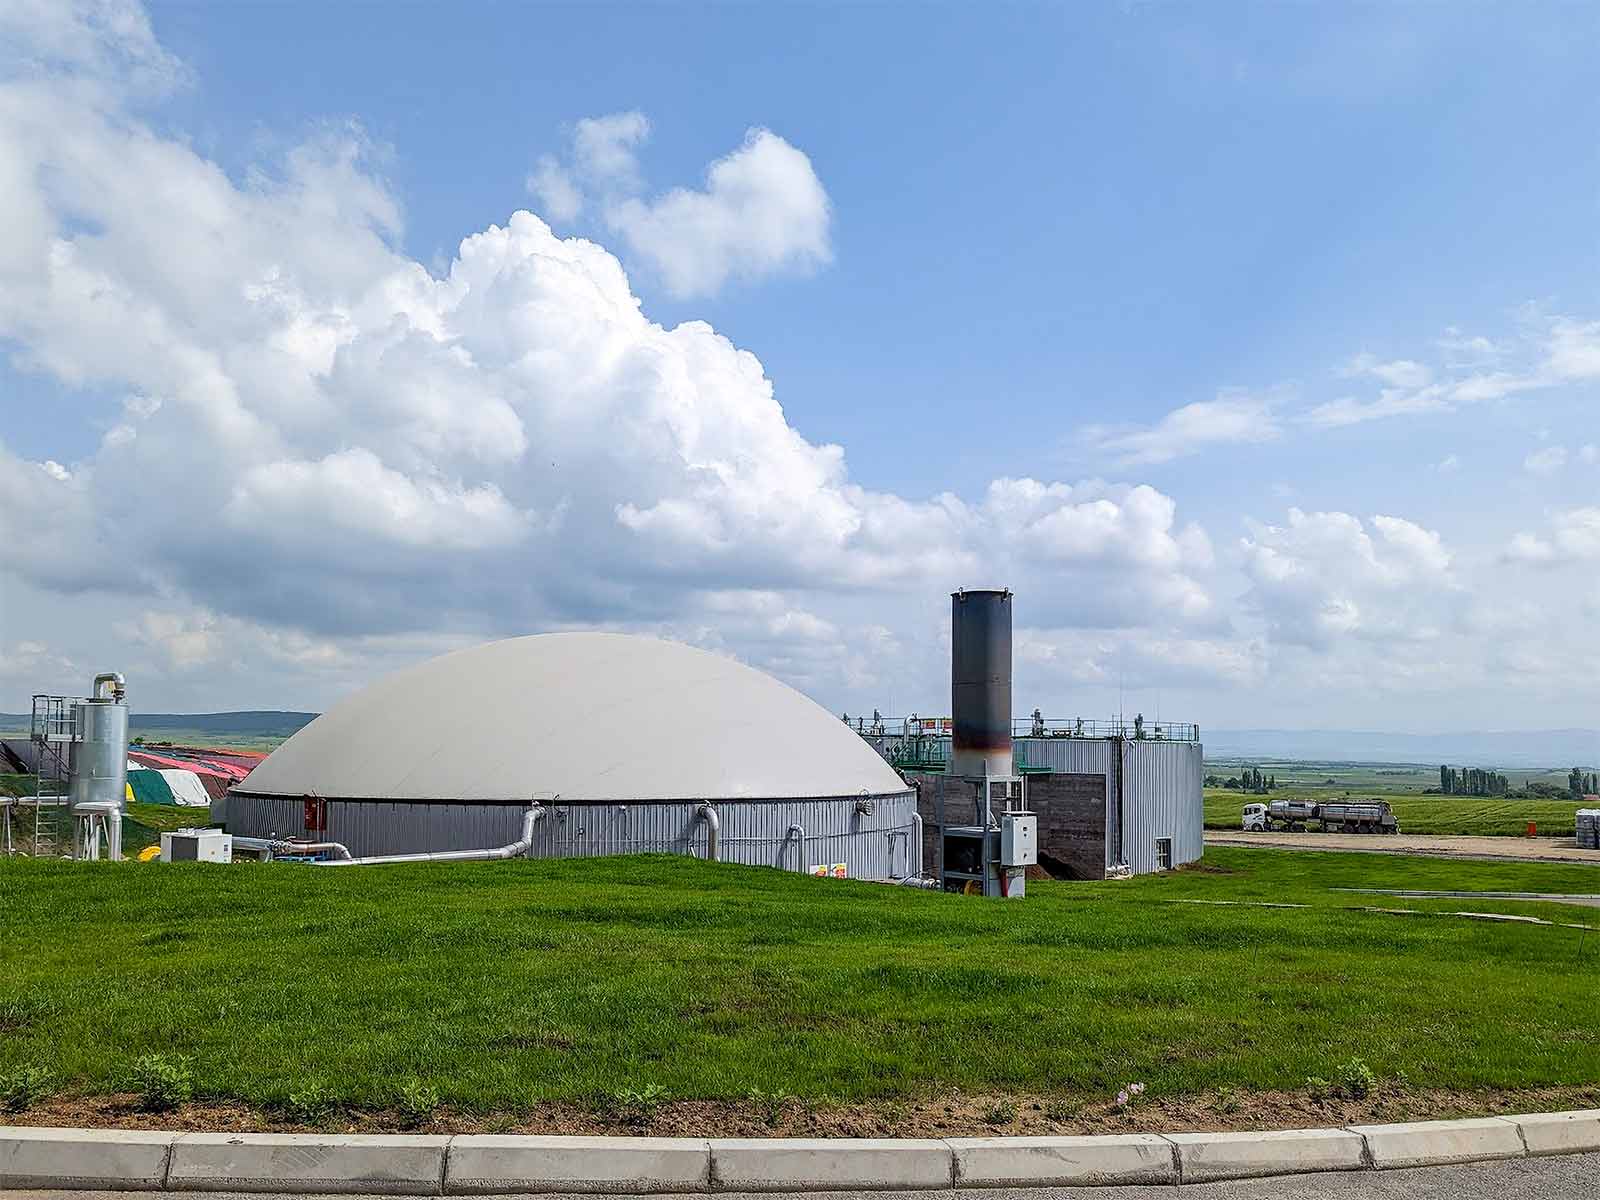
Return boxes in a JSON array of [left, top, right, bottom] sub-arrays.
[[1206, 727, 1600, 769], [0, 710, 317, 737]]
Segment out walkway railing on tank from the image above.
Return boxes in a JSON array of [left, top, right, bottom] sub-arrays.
[[844, 712, 1200, 746]]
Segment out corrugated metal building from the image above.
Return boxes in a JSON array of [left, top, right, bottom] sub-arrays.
[[901, 734, 1203, 878], [221, 634, 919, 879]]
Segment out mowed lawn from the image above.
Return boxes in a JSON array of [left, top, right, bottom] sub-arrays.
[[1204, 789, 1589, 836], [2, 847, 1598, 1111]]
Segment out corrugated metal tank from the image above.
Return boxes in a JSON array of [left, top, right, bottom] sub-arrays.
[[221, 792, 921, 879], [907, 734, 1202, 876], [1114, 738, 1204, 874]]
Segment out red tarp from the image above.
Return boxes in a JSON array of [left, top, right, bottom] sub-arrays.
[[127, 750, 232, 780]]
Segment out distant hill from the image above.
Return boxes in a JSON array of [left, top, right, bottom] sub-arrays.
[[1207, 728, 1600, 769], [0, 710, 318, 737]]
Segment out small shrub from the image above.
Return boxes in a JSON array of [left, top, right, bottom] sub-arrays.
[[1044, 1097, 1080, 1123], [745, 1087, 794, 1126], [1305, 1075, 1331, 1102], [982, 1099, 1017, 1126], [1213, 1085, 1240, 1115], [606, 1083, 669, 1126], [131, 1053, 193, 1112], [397, 1077, 441, 1126], [0, 1063, 54, 1112], [1335, 1057, 1376, 1100], [287, 1080, 337, 1124]]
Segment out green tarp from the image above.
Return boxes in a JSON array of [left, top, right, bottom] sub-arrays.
[[127, 769, 176, 805]]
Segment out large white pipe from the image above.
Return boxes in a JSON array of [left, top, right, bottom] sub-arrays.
[[232, 836, 352, 862], [694, 803, 720, 862], [312, 804, 544, 866]]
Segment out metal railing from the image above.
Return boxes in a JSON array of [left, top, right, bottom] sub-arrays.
[[846, 713, 1200, 743]]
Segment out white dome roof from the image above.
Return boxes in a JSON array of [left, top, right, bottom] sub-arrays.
[[241, 633, 908, 802]]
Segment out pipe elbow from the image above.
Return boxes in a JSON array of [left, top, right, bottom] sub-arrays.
[[92, 672, 126, 701], [693, 802, 720, 861]]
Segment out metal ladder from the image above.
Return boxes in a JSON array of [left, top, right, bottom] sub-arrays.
[[25, 695, 74, 858]]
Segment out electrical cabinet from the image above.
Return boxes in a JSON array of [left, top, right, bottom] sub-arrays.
[[1000, 812, 1037, 867]]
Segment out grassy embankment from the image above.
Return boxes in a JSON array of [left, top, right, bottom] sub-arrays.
[[1204, 789, 1588, 836], [2, 845, 1598, 1116]]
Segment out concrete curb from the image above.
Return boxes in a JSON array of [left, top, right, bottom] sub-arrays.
[[3, 1111, 1599, 1192]]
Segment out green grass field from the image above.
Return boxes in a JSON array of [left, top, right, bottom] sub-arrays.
[[1204, 789, 1588, 836], [3, 846, 1598, 1114], [1204, 759, 1586, 796]]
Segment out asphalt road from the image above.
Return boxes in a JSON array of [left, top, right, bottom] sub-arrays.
[[1207, 830, 1600, 865], [10, 1156, 1600, 1200]]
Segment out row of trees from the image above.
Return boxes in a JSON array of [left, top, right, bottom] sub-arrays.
[[1437, 766, 1597, 799], [1205, 767, 1276, 794], [1438, 766, 1510, 796]]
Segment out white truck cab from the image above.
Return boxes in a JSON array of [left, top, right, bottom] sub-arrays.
[[1241, 803, 1268, 832]]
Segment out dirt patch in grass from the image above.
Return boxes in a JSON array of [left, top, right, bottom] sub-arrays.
[[9, 1084, 1600, 1138]]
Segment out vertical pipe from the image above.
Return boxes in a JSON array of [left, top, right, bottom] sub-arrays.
[[694, 803, 720, 862], [788, 824, 805, 872]]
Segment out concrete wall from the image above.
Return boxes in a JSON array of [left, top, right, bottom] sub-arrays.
[[907, 772, 1108, 880]]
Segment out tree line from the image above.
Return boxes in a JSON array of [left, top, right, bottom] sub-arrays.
[[1438, 766, 1510, 796], [1205, 767, 1275, 794], [1435, 765, 1598, 800]]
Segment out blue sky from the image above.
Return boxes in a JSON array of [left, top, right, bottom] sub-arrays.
[[2, 1, 1598, 732]]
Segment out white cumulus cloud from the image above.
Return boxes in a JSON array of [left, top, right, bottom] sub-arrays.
[[0, 2, 1222, 712], [530, 114, 832, 298], [605, 127, 832, 298]]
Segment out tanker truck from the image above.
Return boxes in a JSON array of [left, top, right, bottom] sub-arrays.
[[1242, 798, 1399, 834]]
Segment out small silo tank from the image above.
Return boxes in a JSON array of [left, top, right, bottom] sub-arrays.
[[68, 686, 129, 813]]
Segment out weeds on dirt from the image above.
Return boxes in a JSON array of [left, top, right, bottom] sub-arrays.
[[397, 1078, 441, 1126], [1307, 1057, 1378, 1102], [1213, 1085, 1241, 1115], [1336, 1058, 1377, 1100], [130, 1053, 194, 1112], [604, 1084, 669, 1126], [0, 1063, 54, 1112], [982, 1099, 1018, 1126], [285, 1080, 338, 1124], [745, 1087, 794, 1126], [1044, 1097, 1081, 1123]]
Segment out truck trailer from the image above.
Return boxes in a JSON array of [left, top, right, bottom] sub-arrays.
[[1242, 799, 1399, 834]]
